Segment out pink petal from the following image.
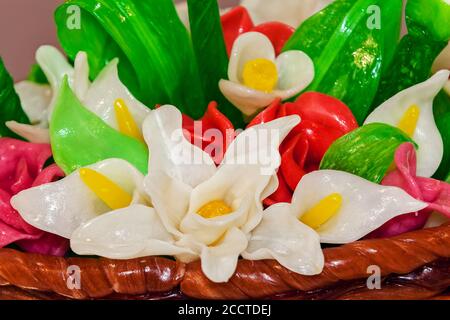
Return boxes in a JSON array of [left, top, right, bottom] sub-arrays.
[[370, 143, 450, 238]]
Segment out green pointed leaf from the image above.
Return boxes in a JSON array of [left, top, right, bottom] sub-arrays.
[[283, 0, 403, 124], [54, 0, 206, 118], [0, 58, 30, 138], [372, 0, 450, 107], [187, 0, 244, 127], [320, 123, 416, 183], [433, 90, 450, 180], [50, 77, 148, 174]]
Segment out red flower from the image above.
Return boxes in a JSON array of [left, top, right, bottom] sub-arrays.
[[221, 6, 295, 56], [368, 143, 450, 239], [182, 102, 235, 164], [0, 138, 68, 256], [248, 92, 359, 205]]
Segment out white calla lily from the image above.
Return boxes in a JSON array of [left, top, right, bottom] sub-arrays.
[[9, 46, 150, 142], [286, 170, 428, 244], [364, 70, 450, 177], [66, 105, 321, 283], [71, 205, 194, 260], [243, 203, 324, 275], [11, 159, 148, 238], [219, 32, 314, 116]]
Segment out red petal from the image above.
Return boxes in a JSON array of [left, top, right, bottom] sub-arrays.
[[252, 22, 295, 55], [221, 6, 254, 56]]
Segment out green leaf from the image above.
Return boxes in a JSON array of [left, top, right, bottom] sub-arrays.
[[0, 58, 30, 138], [283, 0, 403, 124], [54, 0, 207, 119], [371, 0, 450, 107], [187, 0, 244, 128], [27, 64, 49, 84], [433, 90, 450, 180], [50, 77, 148, 174], [320, 123, 416, 183]]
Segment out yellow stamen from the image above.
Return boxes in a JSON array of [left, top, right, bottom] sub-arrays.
[[242, 58, 278, 93], [300, 193, 343, 229], [397, 104, 421, 137], [114, 98, 144, 142], [197, 200, 233, 219], [79, 168, 132, 210]]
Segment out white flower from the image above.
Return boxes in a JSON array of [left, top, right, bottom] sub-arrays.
[[13, 105, 323, 283], [245, 170, 428, 247], [364, 70, 450, 178], [8, 46, 150, 143], [219, 32, 314, 116], [11, 159, 149, 238]]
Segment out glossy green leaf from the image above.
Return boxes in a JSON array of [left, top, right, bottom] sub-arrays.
[[54, 0, 207, 119], [283, 0, 403, 124], [0, 58, 30, 138], [433, 90, 450, 180], [27, 64, 48, 84], [187, 0, 244, 128], [50, 77, 148, 174], [372, 0, 450, 107], [320, 123, 416, 183]]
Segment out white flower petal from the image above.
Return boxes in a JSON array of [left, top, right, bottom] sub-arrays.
[[364, 70, 450, 177], [292, 170, 428, 244], [187, 115, 300, 234], [36, 45, 74, 116], [70, 204, 192, 259], [219, 79, 277, 116], [228, 32, 276, 83], [177, 227, 248, 283], [11, 159, 146, 239], [144, 171, 192, 237], [73, 51, 91, 100], [5, 121, 50, 143], [445, 80, 450, 96], [243, 203, 324, 275], [275, 50, 314, 99], [14, 81, 51, 125], [82, 59, 150, 130], [143, 105, 216, 188], [424, 212, 450, 229]]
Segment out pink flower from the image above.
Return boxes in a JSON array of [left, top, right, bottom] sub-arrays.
[[0, 138, 68, 256], [368, 143, 450, 238]]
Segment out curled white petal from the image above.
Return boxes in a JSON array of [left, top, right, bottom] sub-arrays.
[[143, 105, 216, 188], [219, 79, 277, 116], [70, 205, 193, 259], [11, 159, 147, 239], [36, 45, 74, 116], [228, 32, 276, 83], [73, 51, 91, 100], [291, 170, 428, 244], [14, 81, 51, 125], [82, 59, 150, 131], [275, 50, 314, 99], [243, 203, 324, 275], [144, 171, 192, 237], [5, 121, 50, 143], [365, 70, 450, 177], [177, 228, 248, 283]]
